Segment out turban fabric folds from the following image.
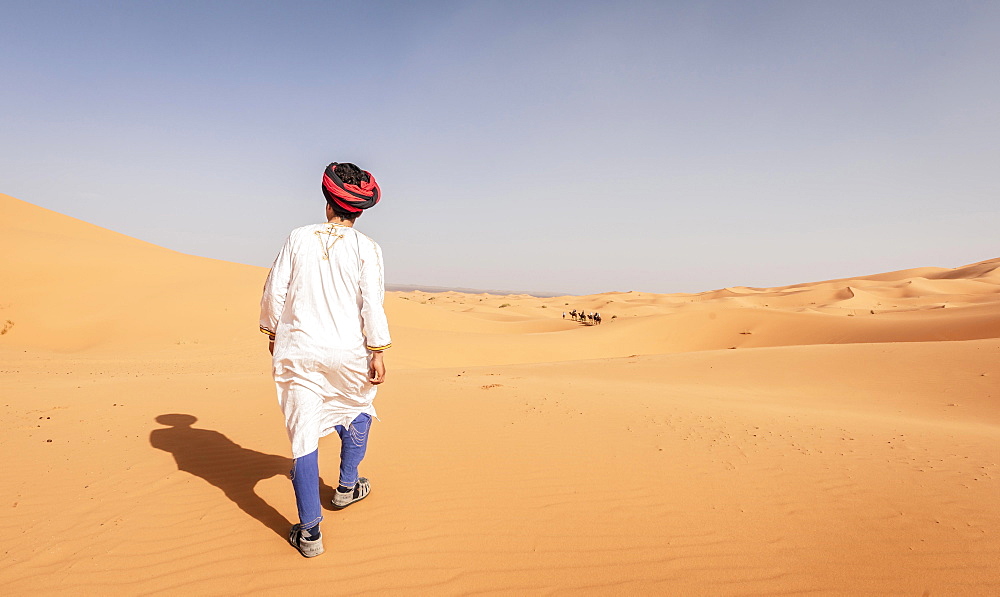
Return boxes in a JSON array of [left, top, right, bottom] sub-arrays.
[[322, 164, 381, 213]]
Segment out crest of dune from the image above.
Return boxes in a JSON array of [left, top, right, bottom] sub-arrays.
[[0, 193, 265, 353]]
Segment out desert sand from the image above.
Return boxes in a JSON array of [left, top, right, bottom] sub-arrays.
[[1, 192, 998, 595]]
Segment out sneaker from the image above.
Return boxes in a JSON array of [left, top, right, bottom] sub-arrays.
[[332, 477, 370, 509], [288, 524, 324, 558]]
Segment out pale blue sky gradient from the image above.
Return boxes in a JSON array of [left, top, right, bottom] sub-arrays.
[[3, 1, 998, 294]]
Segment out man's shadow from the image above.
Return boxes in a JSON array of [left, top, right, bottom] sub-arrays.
[[150, 414, 336, 538]]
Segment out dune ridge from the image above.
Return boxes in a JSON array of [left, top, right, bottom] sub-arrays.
[[2, 193, 998, 596]]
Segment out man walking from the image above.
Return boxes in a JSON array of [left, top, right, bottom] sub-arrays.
[[259, 162, 391, 557]]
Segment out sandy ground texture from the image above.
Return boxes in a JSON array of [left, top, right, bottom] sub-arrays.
[[2, 192, 998, 595]]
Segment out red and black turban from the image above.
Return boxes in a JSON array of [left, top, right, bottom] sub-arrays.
[[322, 164, 380, 213]]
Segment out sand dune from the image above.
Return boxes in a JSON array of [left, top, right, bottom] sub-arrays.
[[1, 194, 264, 353], [2, 192, 998, 595]]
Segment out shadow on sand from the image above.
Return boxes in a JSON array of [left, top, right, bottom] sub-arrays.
[[150, 413, 337, 538]]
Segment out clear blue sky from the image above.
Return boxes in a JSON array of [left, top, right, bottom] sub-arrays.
[[3, 1, 998, 295]]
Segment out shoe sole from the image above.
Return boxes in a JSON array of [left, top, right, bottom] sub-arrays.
[[295, 545, 324, 558]]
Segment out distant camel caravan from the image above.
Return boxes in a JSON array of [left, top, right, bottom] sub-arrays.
[[565, 309, 602, 325]]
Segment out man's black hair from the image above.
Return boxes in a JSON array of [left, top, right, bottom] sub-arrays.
[[333, 162, 369, 186]]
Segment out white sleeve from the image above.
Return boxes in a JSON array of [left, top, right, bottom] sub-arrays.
[[259, 233, 294, 338], [359, 239, 391, 351]]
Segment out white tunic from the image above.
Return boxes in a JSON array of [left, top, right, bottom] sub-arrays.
[[259, 223, 391, 459]]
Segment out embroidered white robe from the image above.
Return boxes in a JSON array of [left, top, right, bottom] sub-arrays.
[[260, 223, 391, 459]]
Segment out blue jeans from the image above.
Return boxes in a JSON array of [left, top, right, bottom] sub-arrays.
[[290, 413, 372, 530]]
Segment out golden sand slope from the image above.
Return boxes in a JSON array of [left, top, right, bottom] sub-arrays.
[[1, 193, 998, 596], [0, 194, 264, 353]]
